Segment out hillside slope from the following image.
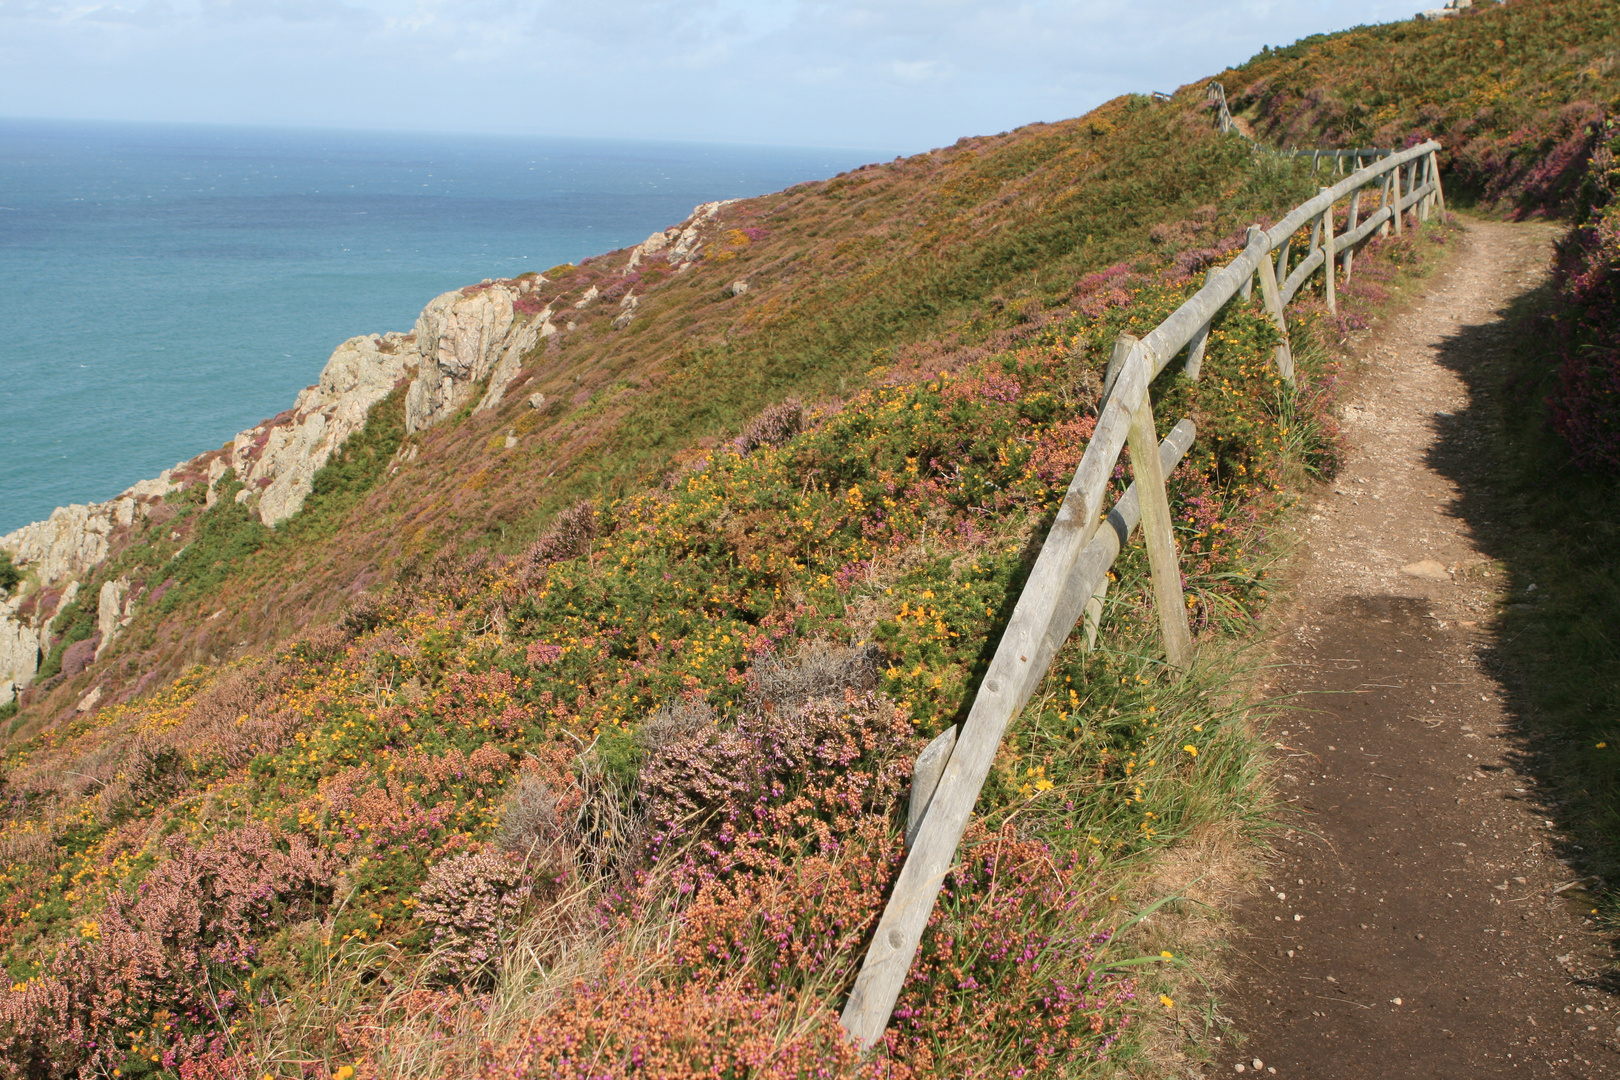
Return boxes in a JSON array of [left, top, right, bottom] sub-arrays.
[[3, 2, 1615, 1075], [1219, 0, 1620, 214], [5, 92, 1304, 733]]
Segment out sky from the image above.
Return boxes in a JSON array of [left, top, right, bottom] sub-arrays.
[[1, 0, 1429, 152]]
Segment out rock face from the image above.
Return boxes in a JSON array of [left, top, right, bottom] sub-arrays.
[[403, 284, 541, 435], [1, 489, 167, 703], [96, 577, 131, 660], [0, 603, 42, 704], [3, 497, 145, 587], [232, 332, 417, 526]]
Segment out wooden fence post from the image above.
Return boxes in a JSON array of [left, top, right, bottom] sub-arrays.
[[1102, 334, 1131, 407], [905, 727, 958, 847], [1431, 150, 1447, 222], [1321, 189, 1337, 315], [1391, 164, 1404, 236], [1251, 226, 1294, 384], [1344, 188, 1361, 279], [1125, 376, 1193, 670], [1082, 576, 1109, 652]]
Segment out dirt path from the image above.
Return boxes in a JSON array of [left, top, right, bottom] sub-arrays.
[[1214, 220, 1619, 1078]]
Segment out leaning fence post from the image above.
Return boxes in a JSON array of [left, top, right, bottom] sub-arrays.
[[1251, 226, 1294, 384], [1116, 335, 1193, 670], [1321, 189, 1337, 315]]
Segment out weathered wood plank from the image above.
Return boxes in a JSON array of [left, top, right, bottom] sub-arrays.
[[1281, 246, 1326, 306], [838, 326, 1178, 1045], [1186, 317, 1211, 380], [1254, 227, 1294, 383], [905, 726, 958, 847], [841, 416, 1202, 1050], [1392, 163, 1404, 235], [1344, 189, 1361, 279], [1128, 391, 1193, 669], [1082, 575, 1109, 653], [1321, 189, 1337, 315], [1431, 151, 1447, 222]]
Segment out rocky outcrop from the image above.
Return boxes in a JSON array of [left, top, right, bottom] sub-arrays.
[[0, 601, 42, 704], [96, 577, 131, 660], [403, 283, 542, 435], [231, 331, 417, 526], [0, 484, 171, 702], [3, 496, 148, 587], [671, 201, 737, 267]]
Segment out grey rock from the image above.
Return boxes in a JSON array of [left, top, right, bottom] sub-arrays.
[[95, 577, 130, 660]]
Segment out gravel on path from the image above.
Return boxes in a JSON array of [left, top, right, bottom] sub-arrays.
[[1217, 220, 1618, 1079]]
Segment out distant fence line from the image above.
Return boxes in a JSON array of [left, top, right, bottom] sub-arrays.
[[839, 124, 1446, 1048], [1205, 81, 1399, 174]]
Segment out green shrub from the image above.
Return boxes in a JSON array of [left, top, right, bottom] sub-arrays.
[[282, 387, 406, 540], [36, 597, 96, 681], [0, 550, 19, 596], [157, 472, 270, 614]]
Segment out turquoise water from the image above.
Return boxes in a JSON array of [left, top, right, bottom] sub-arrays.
[[0, 119, 876, 534]]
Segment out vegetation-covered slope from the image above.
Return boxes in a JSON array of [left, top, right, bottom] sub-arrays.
[[1221, 0, 1620, 215], [11, 92, 1302, 733], [6, 1, 1612, 1074]]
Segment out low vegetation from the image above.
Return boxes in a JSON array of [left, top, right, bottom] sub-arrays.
[[4, 0, 1611, 1074], [0, 203, 1465, 1075], [1221, 0, 1620, 216]]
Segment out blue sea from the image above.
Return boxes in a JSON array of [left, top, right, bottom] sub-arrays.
[[0, 119, 878, 535]]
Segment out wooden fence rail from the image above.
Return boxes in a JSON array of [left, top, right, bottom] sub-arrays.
[[839, 135, 1445, 1050]]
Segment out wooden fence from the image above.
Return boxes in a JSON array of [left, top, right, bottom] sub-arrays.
[[839, 136, 1446, 1049]]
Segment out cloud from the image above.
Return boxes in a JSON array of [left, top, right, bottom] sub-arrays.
[[0, 0, 1430, 149]]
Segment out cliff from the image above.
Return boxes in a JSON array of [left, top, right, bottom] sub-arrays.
[[0, 198, 752, 708]]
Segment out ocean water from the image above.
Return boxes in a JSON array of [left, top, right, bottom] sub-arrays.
[[0, 119, 878, 535]]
